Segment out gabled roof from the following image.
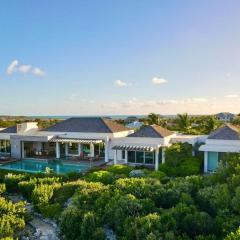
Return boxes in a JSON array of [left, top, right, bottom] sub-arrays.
[[128, 125, 173, 138], [0, 126, 17, 134], [41, 117, 129, 133], [208, 124, 240, 140], [216, 112, 235, 117]]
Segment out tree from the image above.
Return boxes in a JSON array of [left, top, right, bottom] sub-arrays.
[[176, 113, 191, 133], [204, 116, 219, 134], [147, 113, 161, 125]]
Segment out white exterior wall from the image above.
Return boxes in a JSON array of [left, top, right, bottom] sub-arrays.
[[17, 122, 38, 133], [205, 139, 240, 147], [10, 138, 22, 159], [200, 139, 240, 173]]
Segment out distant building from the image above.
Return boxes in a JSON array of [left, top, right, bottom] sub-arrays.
[[216, 112, 235, 122], [124, 116, 138, 124], [126, 121, 143, 129]]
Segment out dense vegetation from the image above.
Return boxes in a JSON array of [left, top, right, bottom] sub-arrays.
[[0, 117, 60, 129], [0, 183, 26, 239], [143, 113, 224, 135], [1, 148, 240, 239]]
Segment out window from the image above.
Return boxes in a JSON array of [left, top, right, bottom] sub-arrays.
[[122, 150, 125, 159], [128, 151, 135, 163], [208, 152, 218, 172], [136, 151, 144, 163], [82, 144, 90, 156], [145, 152, 155, 164], [94, 143, 105, 157], [68, 143, 78, 155], [0, 140, 11, 153]]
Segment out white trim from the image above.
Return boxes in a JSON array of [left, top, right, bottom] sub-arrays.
[[204, 151, 208, 173]]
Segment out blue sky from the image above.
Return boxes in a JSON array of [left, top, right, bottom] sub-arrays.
[[0, 0, 240, 115]]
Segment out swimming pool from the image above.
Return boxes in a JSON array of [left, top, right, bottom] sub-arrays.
[[0, 159, 89, 174]]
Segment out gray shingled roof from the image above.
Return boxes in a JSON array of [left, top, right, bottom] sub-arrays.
[[128, 125, 173, 138], [208, 124, 240, 140], [41, 117, 129, 133], [0, 126, 17, 134]]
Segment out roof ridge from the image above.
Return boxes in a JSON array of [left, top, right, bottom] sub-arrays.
[[100, 118, 113, 133], [151, 124, 173, 138], [150, 125, 164, 138], [225, 123, 240, 132]]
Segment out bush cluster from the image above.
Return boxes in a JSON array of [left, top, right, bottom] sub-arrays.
[[0, 183, 26, 239], [159, 143, 202, 176]]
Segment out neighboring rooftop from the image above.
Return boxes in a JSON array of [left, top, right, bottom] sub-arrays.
[[215, 112, 235, 121], [41, 117, 129, 133], [208, 124, 240, 140], [128, 125, 173, 138], [0, 126, 17, 134]]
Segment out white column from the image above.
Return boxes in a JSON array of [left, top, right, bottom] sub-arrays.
[[4, 140, 7, 153], [56, 142, 60, 159], [155, 148, 159, 171], [114, 150, 117, 165], [104, 138, 109, 162], [78, 143, 82, 156], [192, 149, 195, 156], [90, 143, 94, 157], [65, 143, 68, 156], [124, 150, 128, 164], [21, 142, 25, 158], [162, 148, 166, 164], [204, 151, 208, 173]]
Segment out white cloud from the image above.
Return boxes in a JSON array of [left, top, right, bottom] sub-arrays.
[[7, 59, 45, 76], [114, 80, 127, 87], [224, 94, 239, 98], [152, 77, 168, 85], [32, 67, 45, 76], [18, 64, 32, 73], [7, 60, 19, 75]]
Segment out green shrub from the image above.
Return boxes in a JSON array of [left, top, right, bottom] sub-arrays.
[[32, 183, 60, 209], [80, 212, 104, 240], [4, 173, 27, 193], [18, 179, 36, 199], [115, 177, 161, 199], [176, 158, 201, 176], [104, 194, 154, 234], [107, 165, 134, 176], [159, 164, 176, 176], [0, 183, 6, 195], [86, 170, 114, 184], [53, 180, 86, 205], [60, 207, 83, 240], [72, 182, 109, 210], [124, 213, 162, 240], [0, 197, 26, 238], [38, 203, 62, 219], [146, 170, 166, 181], [225, 227, 240, 240]]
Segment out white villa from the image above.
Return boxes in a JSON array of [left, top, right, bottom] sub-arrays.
[[199, 124, 240, 173], [0, 117, 239, 173]]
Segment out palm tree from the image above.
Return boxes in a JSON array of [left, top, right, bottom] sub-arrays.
[[176, 113, 191, 133], [147, 113, 161, 125], [204, 116, 218, 134]]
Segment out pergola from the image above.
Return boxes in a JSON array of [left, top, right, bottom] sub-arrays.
[[112, 143, 166, 171]]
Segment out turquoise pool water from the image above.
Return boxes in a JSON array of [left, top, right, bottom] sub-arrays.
[[0, 159, 89, 174]]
